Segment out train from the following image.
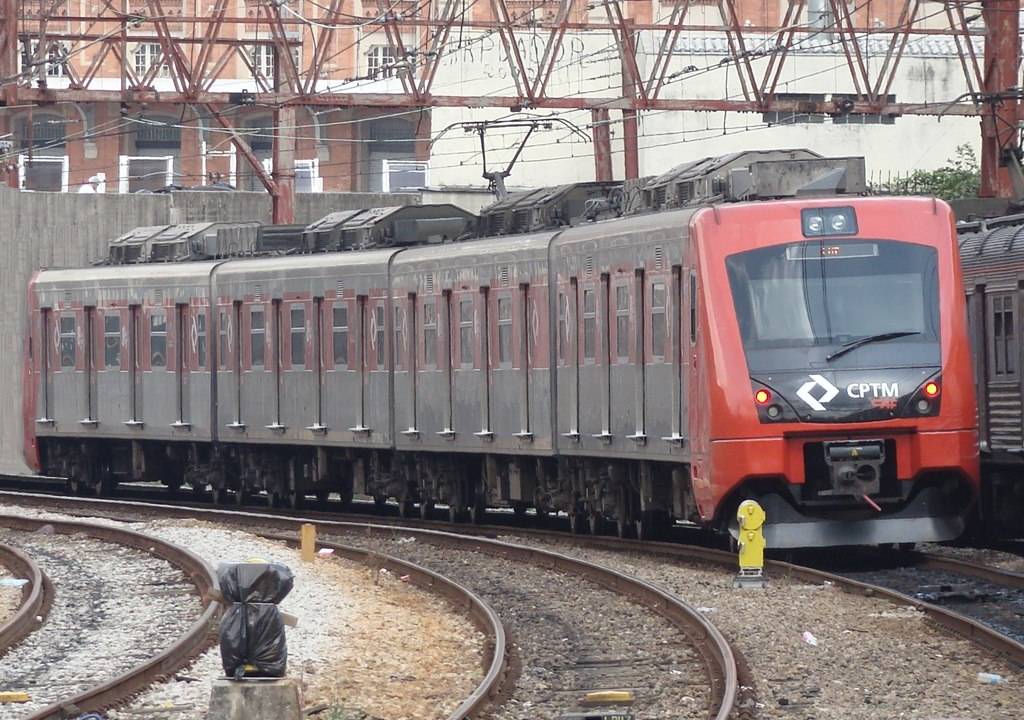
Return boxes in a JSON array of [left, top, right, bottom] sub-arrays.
[[22, 149, 995, 547]]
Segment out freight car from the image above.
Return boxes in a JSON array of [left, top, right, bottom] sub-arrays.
[[22, 149, 981, 548]]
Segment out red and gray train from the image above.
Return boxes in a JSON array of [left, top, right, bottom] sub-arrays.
[[23, 149, 1001, 547]]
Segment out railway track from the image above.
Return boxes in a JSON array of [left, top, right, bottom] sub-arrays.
[[0, 539, 51, 660], [1, 485, 1022, 714], [0, 490, 744, 720], [0, 515, 219, 720]]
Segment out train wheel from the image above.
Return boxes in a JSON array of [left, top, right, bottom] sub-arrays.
[[211, 487, 226, 505], [512, 503, 527, 520], [447, 504, 462, 523], [569, 512, 585, 535], [315, 489, 330, 505], [288, 488, 305, 510], [235, 488, 249, 506], [419, 501, 434, 520], [535, 507, 550, 526], [616, 516, 631, 539], [398, 498, 414, 518], [373, 495, 388, 513], [469, 498, 486, 525], [588, 513, 604, 536]]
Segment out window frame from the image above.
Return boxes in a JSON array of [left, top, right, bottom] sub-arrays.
[[104, 311, 121, 370], [290, 303, 306, 369], [150, 311, 167, 369]]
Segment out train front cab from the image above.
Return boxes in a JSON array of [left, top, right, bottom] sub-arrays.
[[690, 197, 980, 548]]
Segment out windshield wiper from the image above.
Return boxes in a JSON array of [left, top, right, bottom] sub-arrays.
[[825, 331, 921, 362]]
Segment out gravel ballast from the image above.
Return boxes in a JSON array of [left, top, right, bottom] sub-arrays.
[[494, 534, 1021, 720], [321, 529, 712, 720], [0, 526, 200, 718], [0, 507, 485, 720]]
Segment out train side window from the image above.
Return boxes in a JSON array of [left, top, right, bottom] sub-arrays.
[[219, 309, 230, 370], [59, 315, 76, 368], [615, 285, 629, 361], [195, 310, 207, 370], [291, 305, 306, 368], [251, 309, 265, 368], [459, 297, 474, 367], [423, 300, 437, 368], [583, 288, 596, 361], [375, 304, 386, 367], [651, 281, 666, 359], [104, 313, 121, 369], [689, 272, 697, 345], [992, 293, 1017, 377], [557, 291, 568, 365], [150, 313, 167, 368], [394, 304, 404, 370], [498, 296, 512, 365], [332, 304, 348, 367]]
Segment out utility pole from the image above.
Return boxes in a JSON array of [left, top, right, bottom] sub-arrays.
[[979, 0, 1021, 198]]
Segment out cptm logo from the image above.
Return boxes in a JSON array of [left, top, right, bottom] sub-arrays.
[[797, 375, 900, 411], [796, 374, 839, 412]]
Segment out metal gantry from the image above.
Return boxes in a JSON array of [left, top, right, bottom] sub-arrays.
[[0, 0, 1020, 220]]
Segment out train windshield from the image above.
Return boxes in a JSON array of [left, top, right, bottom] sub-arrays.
[[726, 239, 940, 371]]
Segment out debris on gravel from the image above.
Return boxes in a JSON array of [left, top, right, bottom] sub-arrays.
[[0, 567, 22, 627], [919, 543, 1024, 574]]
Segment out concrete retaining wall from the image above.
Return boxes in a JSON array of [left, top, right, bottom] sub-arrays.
[[0, 188, 419, 474]]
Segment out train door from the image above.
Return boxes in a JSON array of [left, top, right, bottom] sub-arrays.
[[632, 269, 646, 441], [37, 309, 53, 423], [567, 278, 580, 439], [268, 299, 284, 431], [126, 304, 143, 426], [404, 293, 418, 434], [596, 273, 612, 441], [353, 295, 368, 432], [967, 285, 989, 448], [308, 297, 326, 432], [985, 290, 1020, 448], [668, 266, 686, 445], [231, 300, 243, 430], [82, 306, 97, 426], [516, 283, 532, 439], [441, 289, 455, 436], [173, 303, 190, 428], [477, 287, 492, 438]]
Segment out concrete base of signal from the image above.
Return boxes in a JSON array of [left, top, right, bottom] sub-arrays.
[[208, 678, 302, 720]]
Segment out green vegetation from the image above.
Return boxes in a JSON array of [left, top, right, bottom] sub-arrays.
[[878, 144, 981, 200]]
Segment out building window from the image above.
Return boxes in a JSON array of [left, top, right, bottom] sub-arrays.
[[651, 282, 666, 359], [332, 305, 348, 367], [250, 44, 301, 83], [992, 294, 1016, 378], [459, 298, 473, 367], [134, 43, 169, 78], [104, 314, 121, 369], [150, 314, 167, 367], [290, 306, 305, 367], [615, 285, 630, 361], [583, 288, 596, 361], [375, 304, 385, 367], [196, 310, 207, 370], [251, 309, 265, 367], [423, 300, 437, 367], [22, 40, 68, 78], [366, 45, 398, 78], [59, 315, 76, 368]]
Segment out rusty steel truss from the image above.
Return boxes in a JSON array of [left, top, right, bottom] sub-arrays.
[[0, 0, 1020, 220]]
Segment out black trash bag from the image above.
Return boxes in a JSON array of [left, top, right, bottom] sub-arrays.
[[217, 562, 294, 604], [219, 602, 289, 679]]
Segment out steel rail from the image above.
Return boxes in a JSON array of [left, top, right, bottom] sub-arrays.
[[292, 525, 739, 720], [906, 550, 1024, 591], [0, 539, 51, 658], [261, 532, 508, 720], [0, 514, 221, 720]]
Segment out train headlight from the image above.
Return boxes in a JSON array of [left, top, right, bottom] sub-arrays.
[[766, 404, 782, 419], [754, 389, 771, 405], [923, 381, 940, 398], [801, 207, 858, 237], [916, 399, 931, 414]]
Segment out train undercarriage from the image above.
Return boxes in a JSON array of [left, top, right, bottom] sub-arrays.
[[37, 438, 690, 539]]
